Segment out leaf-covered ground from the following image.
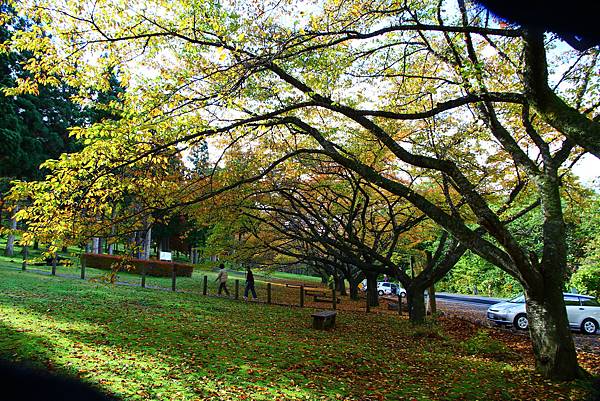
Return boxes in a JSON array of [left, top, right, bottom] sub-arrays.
[[0, 263, 597, 400]]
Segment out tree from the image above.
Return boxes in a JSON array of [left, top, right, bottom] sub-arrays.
[[5, 0, 598, 379]]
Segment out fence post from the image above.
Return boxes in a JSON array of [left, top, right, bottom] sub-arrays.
[[80, 255, 86, 280], [366, 287, 370, 313], [203, 275, 208, 295], [51, 254, 57, 276], [300, 285, 304, 307], [21, 246, 28, 271], [171, 265, 176, 291], [235, 279, 239, 300], [141, 265, 146, 288], [267, 283, 272, 304]]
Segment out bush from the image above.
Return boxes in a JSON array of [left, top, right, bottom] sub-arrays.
[[80, 253, 193, 277], [570, 265, 600, 298], [461, 330, 513, 360]]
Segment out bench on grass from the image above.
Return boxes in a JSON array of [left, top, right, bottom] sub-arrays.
[[311, 310, 337, 330], [305, 290, 328, 297], [313, 296, 341, 304]]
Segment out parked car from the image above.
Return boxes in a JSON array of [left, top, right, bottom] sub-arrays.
[[487, 293, 600, 334], [359, 280, 406, 297], [377, 282, 406, 297]]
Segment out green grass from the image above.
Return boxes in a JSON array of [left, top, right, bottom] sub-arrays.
[[0, 259, 592, 400]]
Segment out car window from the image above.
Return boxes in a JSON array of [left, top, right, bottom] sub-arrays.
[[563, 297, 580, 306], [383, 283, 390, 287], [581, 298, 600, 307], [509, 295, 525, 303]]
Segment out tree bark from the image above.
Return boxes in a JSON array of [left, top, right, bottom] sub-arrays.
[[348, 279, 360, 300], [92, 237, 99, 254], [143, 226, 152, 260], [366, 272, 379, 307], [406, 284, 427, 323], [428, 284, 437, 315], [525, 285, 582, 380], [338, 276, 347, 296], [4, 206, 17, 257]]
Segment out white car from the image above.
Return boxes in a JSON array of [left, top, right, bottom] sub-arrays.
[[377, 282, 406, 297], [360, 280, 406, 297], [487, 293, 600, 335]]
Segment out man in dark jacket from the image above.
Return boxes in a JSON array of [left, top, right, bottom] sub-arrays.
[[243, 266, 258, 301]]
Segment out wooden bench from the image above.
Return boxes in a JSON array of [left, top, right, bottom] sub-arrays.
[[313, 296, 341, 304], [311, 310, 337, 330], [305, 290, 328, 297]]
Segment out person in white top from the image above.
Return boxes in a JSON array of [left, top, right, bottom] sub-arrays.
[[215, 263, 230, 297]]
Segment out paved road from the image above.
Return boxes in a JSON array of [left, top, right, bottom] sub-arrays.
[[433, 292, 504, 306], [434, 294, 600, 353]]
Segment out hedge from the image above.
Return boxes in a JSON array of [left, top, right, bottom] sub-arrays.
[[80, 253, 193, 277]]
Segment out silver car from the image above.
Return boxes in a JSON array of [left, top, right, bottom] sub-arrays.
[[486, 293, 600, 335]]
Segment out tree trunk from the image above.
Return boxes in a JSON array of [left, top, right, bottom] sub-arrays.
[[33, 240, 39, 250], [525, 285, 583, 380], [406, 284, 427, 323], [520, 171, 585, 380], [428, 284, 437, 315], [4, 209, 17, 257], [143, 227, 152, 260], [348, 279, 360, 300], [92, 237, 99, 254], [366, 272, 379, 307], [338, 276, 347, 296]]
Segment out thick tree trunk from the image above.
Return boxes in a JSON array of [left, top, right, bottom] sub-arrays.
[[521, 171, 585, 380], [406, 284, 426, 323], [92, 237, 99, 254], [366, 272, 379, 307], [525, 285, 583, 380]]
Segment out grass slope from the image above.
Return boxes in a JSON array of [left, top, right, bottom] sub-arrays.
[[0, 261, 592, 400]]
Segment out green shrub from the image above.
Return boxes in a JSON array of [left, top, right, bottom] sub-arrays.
[[81, 253, 194, 277], [570, 265, 600, 298], [461, 330, 512, 359]]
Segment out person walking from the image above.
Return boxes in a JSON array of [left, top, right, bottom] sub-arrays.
[[215, 263, 230, 297], [243, 266, 258, 301]]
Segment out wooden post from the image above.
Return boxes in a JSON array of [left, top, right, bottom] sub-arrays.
[[332, 288, 337, 310], [171, 265, 176, 291], [366, 287, 370, 313], [203, 275, 208, 295], [21, 246, 28, 271], [235, 279, 239, 300], [267, 283, 272, 304], [300, 285, 305, 307], [80, 255, 86, 280], [141, 265, 146, 288], [51, 254, 57, 276]]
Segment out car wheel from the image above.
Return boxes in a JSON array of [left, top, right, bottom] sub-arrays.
[[581, 318, 599, 335], [513, 313, 529, 330], [377, 290, 384, 296]]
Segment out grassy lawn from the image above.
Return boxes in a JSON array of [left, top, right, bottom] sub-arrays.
[[0, 259, 594, 400]]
